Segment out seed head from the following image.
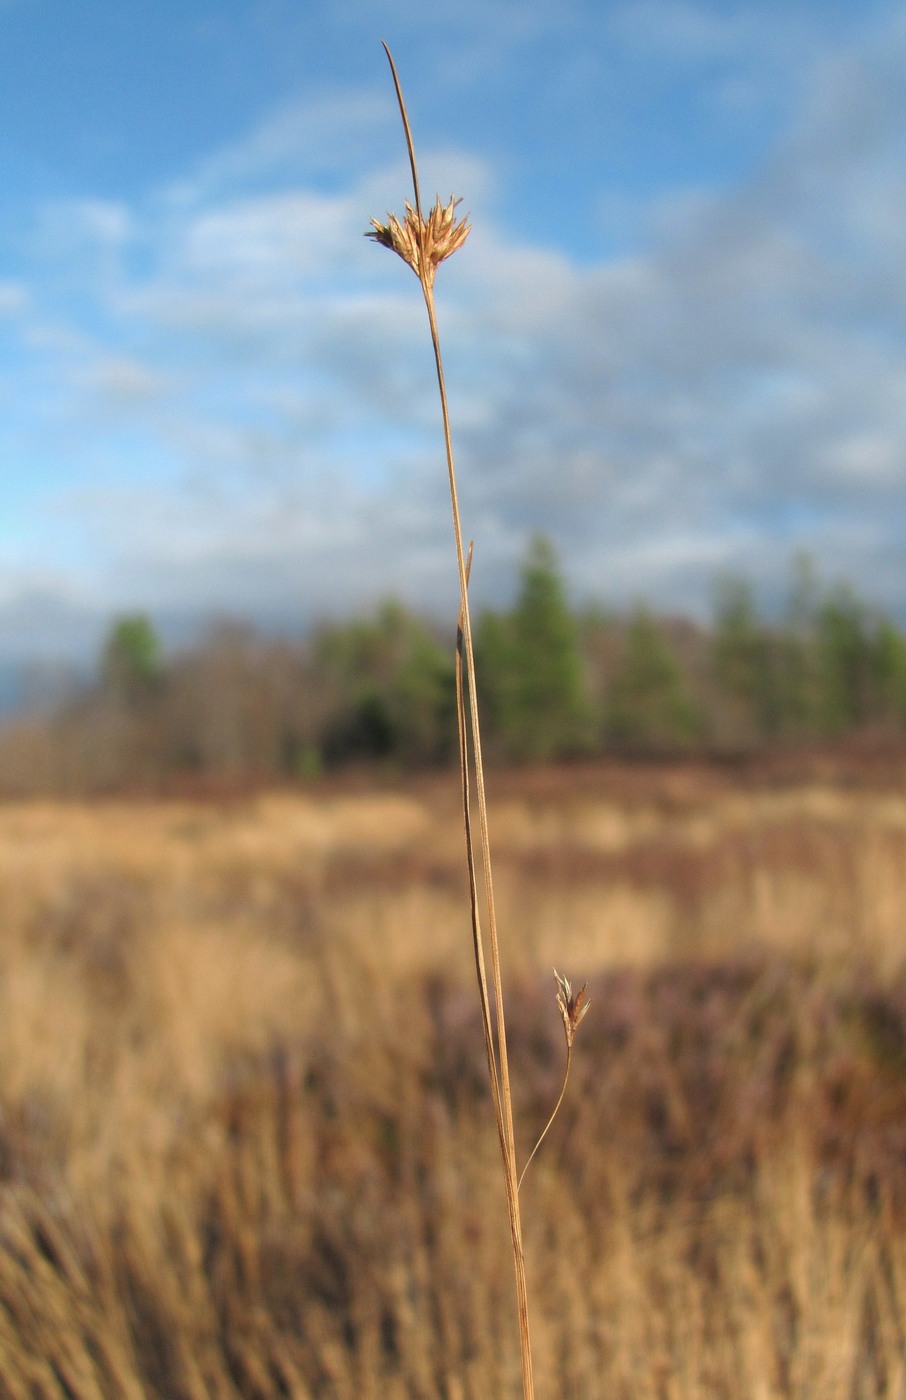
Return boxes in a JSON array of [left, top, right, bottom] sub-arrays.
[[554, 970, 590, 1050], [367, 195, 470, 288]]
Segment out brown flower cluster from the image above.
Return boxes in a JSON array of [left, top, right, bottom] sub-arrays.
[[554, 971, 591, 1050], [367, 195, 470, 288]]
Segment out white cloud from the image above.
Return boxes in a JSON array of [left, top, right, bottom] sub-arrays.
[[36, 198, 133, 257], [170, 88, 396, 199], [0, 281, 28, 317], [75, 355, 171, 407]]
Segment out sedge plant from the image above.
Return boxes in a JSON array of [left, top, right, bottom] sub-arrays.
[[367, 43, 588, 1400]]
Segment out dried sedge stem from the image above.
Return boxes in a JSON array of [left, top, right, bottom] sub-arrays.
[[369, 45, 592, 1399], [456, 544, 506, 1156], [518, 973, 590, 1192], [518, 1048, 573, 1194], [369, 42, 534, 1400]]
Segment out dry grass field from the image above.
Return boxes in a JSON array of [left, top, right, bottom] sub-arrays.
[[2, 752, 906, 1396]]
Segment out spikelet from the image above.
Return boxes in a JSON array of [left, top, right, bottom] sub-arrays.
[[367, 195, 471, 288], [554, 970, 590, 1050]]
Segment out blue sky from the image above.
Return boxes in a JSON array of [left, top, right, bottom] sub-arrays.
[[1, 0, 905, 667]]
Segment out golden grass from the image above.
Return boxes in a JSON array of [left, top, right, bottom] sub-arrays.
[[1, 759, 906, 1393]]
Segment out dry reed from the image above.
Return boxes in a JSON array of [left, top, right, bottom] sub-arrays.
[[368, 44, 590, 1398]]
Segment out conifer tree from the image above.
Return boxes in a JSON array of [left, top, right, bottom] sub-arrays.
[[605, 608, 704, 749], [479, 535, 589, 761], [101, 614, 162, 702]]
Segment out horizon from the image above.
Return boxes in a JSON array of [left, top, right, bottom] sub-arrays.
[[1, 537, 899, 720]]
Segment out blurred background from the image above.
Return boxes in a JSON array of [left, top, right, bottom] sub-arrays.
[[0, 0, 905, 781], [4, 8, 906, 1394]]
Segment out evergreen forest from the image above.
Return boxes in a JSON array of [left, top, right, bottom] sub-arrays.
[[4, 538, 906, 794]]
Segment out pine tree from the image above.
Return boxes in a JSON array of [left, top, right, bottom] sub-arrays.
[[101, 614, 162, 702], [479, 536, 589, 762], [605, 608, 704, 750]]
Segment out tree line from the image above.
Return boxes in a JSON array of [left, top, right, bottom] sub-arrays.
[[2, 538, 906, 794]]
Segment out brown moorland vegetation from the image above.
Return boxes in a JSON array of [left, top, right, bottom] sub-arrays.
[[2, 752, 906, 1395]]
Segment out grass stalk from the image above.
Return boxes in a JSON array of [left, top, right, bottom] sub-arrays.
[[369, 46, 589, 1395], [519, 973, 589, 1193], [369, 42, 535, 1398], [428, 275, 535, 1400]]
